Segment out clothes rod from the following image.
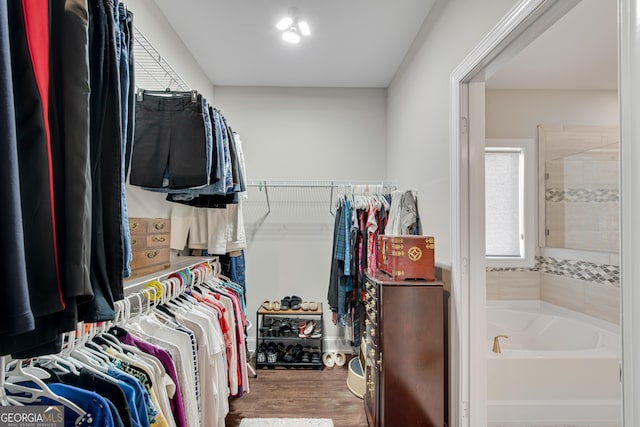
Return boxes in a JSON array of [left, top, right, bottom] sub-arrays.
[[246, 180, 396, 188], [123, 256, 217, 295]]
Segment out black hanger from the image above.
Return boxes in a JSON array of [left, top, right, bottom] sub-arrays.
[[136, 88, 198, 103], [107, 326, 129, 338], [155, 305, 175, 318]]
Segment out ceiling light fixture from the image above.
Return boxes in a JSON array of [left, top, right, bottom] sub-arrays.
[[276, 16, 293, 31], [276, 9, 311, 44], [282, 27, 301, 44], [298, 20, 311, 37]]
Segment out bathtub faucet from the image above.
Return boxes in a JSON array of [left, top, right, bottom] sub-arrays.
[[492, 335, 509, 353]]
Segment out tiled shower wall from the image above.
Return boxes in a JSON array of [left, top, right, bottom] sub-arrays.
[[486, 256, 620, 324], [545, 147, 619, 253]]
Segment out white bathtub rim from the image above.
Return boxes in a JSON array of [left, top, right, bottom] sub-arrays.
[[486, 300, 620, 335], [486, 300, 621, 358], [487, 348, 619, 358]]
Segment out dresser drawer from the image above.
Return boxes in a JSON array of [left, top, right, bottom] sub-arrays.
[[130, 247, 171, 271], [128, 218, 171, 235], [147, 218, 170, 234], [146, 234, 169, 248], [127, 218, 171, 278], [128, 218, 147, 235]]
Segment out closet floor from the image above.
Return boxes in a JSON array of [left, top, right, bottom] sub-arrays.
[[226, 360, 368, 427]]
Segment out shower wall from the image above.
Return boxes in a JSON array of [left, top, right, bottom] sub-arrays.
[[485, 89, 619, 324]]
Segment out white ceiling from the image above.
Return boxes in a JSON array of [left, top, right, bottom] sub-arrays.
[[486, 0, 618, 90], [152, 0, 436, 88], [152, 0, 617, 90]]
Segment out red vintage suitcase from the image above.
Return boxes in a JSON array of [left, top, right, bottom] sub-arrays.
[[377, 235, 435, 281]]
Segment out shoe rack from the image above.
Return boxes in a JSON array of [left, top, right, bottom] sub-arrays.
[[255, 304, 324, 372]]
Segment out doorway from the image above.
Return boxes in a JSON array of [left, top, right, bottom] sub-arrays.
[[450, 0, 640, 426]]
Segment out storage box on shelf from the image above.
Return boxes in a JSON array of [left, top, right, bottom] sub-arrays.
[[377, 235, 435, 281], [128, 217, 171, 278], [255, 304, 324, 371]]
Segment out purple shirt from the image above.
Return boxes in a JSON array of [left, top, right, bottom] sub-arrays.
[[119, 332, 188, 427]]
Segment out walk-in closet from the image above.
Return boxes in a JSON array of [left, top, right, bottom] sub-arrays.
[[3, 0, 633, 426]]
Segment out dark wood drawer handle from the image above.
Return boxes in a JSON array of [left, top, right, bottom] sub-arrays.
[[153, 223, 166, 230], [146, 250, 159, 259], [131, 239, 137, 245], [130, 223, 139, 230], [152, 236, 166, 242]]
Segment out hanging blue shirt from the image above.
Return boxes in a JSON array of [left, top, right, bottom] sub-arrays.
[[37, 383, 116, 427], [107, 367, 151, 427]]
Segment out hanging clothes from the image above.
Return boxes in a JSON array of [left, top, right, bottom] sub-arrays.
[[385, 189, 421, 236], [3, 260, 249, 427], [328, 192, 390, 344], [1, 0, 138, 356], [128, 95, 248, 256], [0, 0, 33, 337]]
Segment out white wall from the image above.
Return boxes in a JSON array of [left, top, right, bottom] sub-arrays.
[[387, 0, 518, 268], [125, 0, 214, 100], [213, 87, 387, 180], [213, 86, 387, 351], [485, 89, 618, 138]]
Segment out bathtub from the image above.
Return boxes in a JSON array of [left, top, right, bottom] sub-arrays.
[[487, 300, 621, 426]]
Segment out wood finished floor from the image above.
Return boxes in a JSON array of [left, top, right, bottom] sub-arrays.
[[225, 364, 368, 427]]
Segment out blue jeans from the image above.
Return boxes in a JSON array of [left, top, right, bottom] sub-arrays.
[[118, 2, 132, 278], [213, 109, 234, 192], [202, 97, 213, 180]]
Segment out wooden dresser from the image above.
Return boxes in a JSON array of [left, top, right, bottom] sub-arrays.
[[128, 217, 171, 277], [363, 272, 445, 427]]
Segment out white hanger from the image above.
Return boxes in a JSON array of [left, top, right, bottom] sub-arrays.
[[0, 356, 23, 406], [4, 359, 86, 419], [35, 354, 80, 376], [144, 288, 157, 316]]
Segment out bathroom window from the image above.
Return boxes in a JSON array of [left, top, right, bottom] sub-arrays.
[[485, 139, 536, 268]]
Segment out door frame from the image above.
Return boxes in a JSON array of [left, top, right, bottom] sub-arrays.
[[449, 0, 640, 425]]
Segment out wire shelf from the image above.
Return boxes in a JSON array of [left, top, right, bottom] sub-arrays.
[[244, 179, 395, 217], [133, 26, 190, 92]]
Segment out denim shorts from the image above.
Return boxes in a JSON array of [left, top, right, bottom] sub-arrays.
[[130, 93, 209, 189]]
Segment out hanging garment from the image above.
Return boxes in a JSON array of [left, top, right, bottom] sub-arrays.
[[385, 189, 420, 235], [49, 0, 94, 309], [7, 0, 63, 318], [79, 0, 125, 322], [0, 0, 33, 336], [0, 0, 66, 357], [117, 2, 133, 278], [328, 193, 391, 341], [119, 331, 186, 427], [130, 93, 209, 189]]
